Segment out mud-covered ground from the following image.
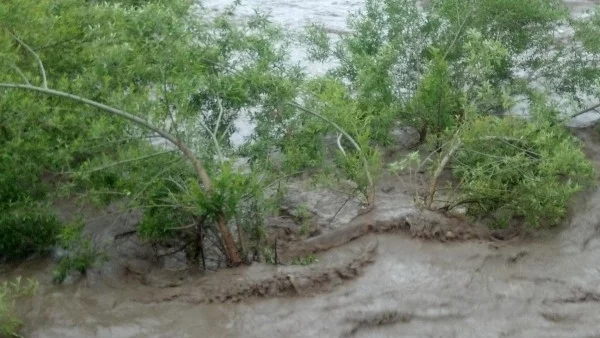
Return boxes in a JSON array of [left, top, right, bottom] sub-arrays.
[[5, 0, 600, 337]]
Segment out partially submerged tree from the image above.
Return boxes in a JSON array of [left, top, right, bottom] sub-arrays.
[[0, 0, 305, 265], [302, 0, 596, 227], [0, 0, 374, 271]]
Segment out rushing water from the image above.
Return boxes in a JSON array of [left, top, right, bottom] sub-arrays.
[[6, 1, 600, 337]]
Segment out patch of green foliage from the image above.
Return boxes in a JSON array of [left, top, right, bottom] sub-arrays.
[[304, 0, 565, 142], [0, 277, 38, 338], [52, 220, 104, 283], [0, 0, 303, 264], [455, 111, 594, 227], [0, 202, 61, 259], [261, 246, 276, 265], [295, 205, 313, 237], [302, 0, 595, 228]]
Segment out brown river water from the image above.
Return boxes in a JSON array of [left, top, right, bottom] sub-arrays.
[[5, 1, 600, 337]]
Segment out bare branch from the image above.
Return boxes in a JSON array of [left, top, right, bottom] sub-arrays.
[[417, 141, 449, 173], [162, 76, 180, 136], [218, 120, 234, 143], [443, 8, 474, 60], [114, 229, 137, 241], [197, 118, 225, 162], [156, 241, 193, 258], [167, 222, 197, 230], [127, 157, 182, 206], [212, 97, 226, 161], [215, 96, 224, 136], [8, 31, 47, 89], [327, 191, 357, 227]]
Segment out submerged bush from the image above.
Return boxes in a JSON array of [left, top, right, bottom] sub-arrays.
[[0, 277, 38, 338], [304, 0, 567, 143], [1, 0, 302, 265], [453, 112, 594, 227]]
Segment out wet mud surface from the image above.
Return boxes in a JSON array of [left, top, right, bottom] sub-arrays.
[[5, 1, 600, 337]]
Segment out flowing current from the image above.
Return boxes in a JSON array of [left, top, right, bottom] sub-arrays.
[[5, 1, 600, 338]]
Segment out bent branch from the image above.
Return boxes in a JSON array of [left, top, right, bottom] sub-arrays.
[[0, 83, 243, 265], [0, 83, 212, 189], [288, 100, 375, 205]]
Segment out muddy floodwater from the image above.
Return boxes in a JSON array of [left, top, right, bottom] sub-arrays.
[[5, 0, 600, 337]]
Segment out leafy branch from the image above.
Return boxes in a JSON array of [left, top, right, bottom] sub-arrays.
[[0, 78, 243, 265], [7, 30, 47, 89], [287, 101, 375, 205], [0, 83, 213, 188]]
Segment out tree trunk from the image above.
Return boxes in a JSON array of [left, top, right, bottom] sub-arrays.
[[426, 136, 462, 208], [236, 214, 246, 261], [419, 124, 428, 144], [194, 216, 206, 270], [217, 215, 242, 266]]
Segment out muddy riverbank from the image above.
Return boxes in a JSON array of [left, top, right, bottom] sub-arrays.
[[6, 130, 600, 338], [8, 131, 600, 338]]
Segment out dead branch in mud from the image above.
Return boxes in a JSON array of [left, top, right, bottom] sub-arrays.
[[157, 241, 193, 258]]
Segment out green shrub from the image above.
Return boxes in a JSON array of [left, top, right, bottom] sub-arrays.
[[304, 0, 568, 143], [0, 202, 61, 259], [453, 114, 595, 227]]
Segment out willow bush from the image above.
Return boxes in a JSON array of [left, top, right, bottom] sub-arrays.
[[303, 0, 596, 227]]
